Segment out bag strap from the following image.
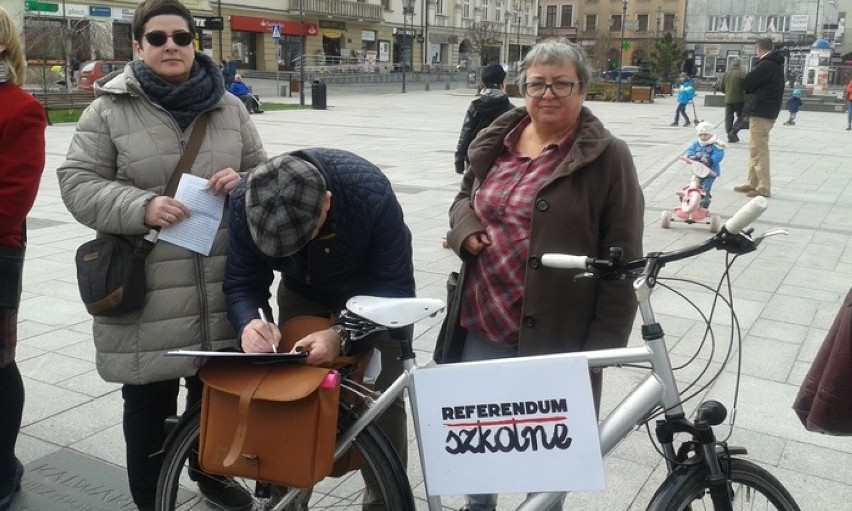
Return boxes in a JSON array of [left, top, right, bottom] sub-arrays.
[[164, 112, 210, 198], [135, 112, 210, 258], [222, 366, 271, 468]]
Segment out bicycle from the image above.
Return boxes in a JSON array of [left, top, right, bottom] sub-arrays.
[[155, 196, 801, 511]]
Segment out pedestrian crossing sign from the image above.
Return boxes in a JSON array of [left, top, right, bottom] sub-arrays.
[[271, 25, 281, 39]]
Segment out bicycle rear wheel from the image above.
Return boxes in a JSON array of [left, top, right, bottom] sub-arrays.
[[155, 406, 415, 511], [646, 457, 801, 511]]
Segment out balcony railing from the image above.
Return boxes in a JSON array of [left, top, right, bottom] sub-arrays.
[[288, 0, 383, 21]]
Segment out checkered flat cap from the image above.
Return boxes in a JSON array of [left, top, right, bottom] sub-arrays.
[[245, 154, 327, 257]]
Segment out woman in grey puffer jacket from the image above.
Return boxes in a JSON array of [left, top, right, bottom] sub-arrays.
[[56, 1, 265, 509]]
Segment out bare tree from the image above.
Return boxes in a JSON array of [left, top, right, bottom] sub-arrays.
[[537, 25, 562, 41], [587, 31, 616, 79], [23, 14, 64, 92], [464, 22, 503, 66], [22, 13, 123, 92]]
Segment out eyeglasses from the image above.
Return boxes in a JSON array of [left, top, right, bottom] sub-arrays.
[[144, 31, 194, 47], [523, 81, 580, 98]]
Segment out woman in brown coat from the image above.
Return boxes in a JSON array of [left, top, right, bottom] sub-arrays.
[[440, 38, 644, 511]]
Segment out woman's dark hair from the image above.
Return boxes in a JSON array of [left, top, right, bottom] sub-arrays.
[[131, 0, 196, 44]]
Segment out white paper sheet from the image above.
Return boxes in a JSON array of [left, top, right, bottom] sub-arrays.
[[158, 174, 225, 256]]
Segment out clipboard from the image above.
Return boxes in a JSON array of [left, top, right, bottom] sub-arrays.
[[166, 350, 308, 364]]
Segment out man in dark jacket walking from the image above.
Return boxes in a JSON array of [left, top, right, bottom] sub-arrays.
[[720, 57, 746, 142], [223, 148, 415, 509], [454, 63, 514, 174], [732, 37, 785, 198]]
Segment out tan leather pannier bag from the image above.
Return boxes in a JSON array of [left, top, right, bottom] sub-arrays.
[[278, 315, 370, 476], [198, 359, 340, 488]]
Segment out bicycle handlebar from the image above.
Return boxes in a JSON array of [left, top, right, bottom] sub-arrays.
[[540, 254, 589, 270], [722, 196, 767, 234], [541, 197, 771, 276]]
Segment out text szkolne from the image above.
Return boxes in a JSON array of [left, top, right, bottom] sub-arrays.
[[442, 398, 573, 455]]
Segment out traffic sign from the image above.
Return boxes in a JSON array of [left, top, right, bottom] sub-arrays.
[[271, 24, 281, 39]]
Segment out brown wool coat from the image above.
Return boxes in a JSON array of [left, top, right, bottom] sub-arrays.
[[793, 286, 852, 435], [438, 107, 644, 364]]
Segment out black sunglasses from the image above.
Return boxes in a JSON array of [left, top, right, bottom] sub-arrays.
[[144, 31, 194, 47]]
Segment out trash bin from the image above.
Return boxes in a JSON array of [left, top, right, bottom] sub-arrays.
[[312, 79, 326, 110]]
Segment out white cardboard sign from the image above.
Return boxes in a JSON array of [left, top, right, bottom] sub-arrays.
[[412, 354, 605, 496]]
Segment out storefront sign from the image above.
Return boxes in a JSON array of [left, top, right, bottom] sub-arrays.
[[412, 354, 604, 496], [89, 6, 111, 17], [790, 14, 809, 32], [24, 1, 58, 13], [706, 32, 782, 43], [319, 20, 346, 30], [196, 16, 224, 31], [116, 8, 134, 22], [361, 30, 376, 42], [704, 44, 721, 56], [229, 15, 317, 36], [65, 5, 87, 17]]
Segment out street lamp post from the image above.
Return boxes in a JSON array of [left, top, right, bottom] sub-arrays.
[[504, 15, 509, 64], [299, 0, 305, 106], [655, 6, 662, 40], [512, 2, 524, 68], [516, 12, 521, 62], [61, 0, 70, 91], [402, 0, 415, 93], [616, 0, 628, 102]]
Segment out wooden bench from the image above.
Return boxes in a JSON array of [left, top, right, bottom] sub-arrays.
[[32, 92, 94, 125]]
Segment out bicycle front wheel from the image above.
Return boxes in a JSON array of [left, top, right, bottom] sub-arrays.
[[155, 407, 415, 511], [646, 457, 801, 511]]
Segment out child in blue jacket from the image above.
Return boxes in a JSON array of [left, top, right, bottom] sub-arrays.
[[684, 121, 725, 209], [671, 73, 695, 127], [783, 89, 803, 126]]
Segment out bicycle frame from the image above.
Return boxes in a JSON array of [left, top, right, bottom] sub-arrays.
[[322, 270, 694, 511]]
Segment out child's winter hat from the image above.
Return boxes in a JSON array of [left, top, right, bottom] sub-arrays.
[[792, 89, 802, 96], [696, 121, 715, 136]]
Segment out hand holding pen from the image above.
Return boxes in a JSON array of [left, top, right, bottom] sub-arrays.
[[257, 308, 278, 353], [239, 308, 281, 353]]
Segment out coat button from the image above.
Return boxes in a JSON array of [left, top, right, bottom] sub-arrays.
[[523, 315, 536, 327], [536, 199, 549, 212], [528, 256, 540, 269]]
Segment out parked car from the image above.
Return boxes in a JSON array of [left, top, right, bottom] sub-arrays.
[[77, 60, 127, 93], [602, 66, 640, 82]]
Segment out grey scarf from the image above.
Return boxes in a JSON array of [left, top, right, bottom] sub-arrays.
[[132, 52, 224, 130]]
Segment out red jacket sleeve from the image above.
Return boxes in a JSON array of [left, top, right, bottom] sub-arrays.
[[0, 87, 47, 248]]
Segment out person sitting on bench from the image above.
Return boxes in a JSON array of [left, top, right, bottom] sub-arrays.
[[228, 74, 262, 114]]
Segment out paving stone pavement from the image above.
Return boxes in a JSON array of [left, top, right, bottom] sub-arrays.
[[11, 81, 852, 511]]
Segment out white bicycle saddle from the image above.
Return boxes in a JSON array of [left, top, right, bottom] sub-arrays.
[[345, 296, 445, 327]]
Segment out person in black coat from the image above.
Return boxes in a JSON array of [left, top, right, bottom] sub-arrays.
[[223, 148, 415, 507], [730, 37, 784, 198], [454, 63, 514, 174]]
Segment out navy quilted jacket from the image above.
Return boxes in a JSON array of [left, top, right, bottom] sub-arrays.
[[224, 148, 415, 335]]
